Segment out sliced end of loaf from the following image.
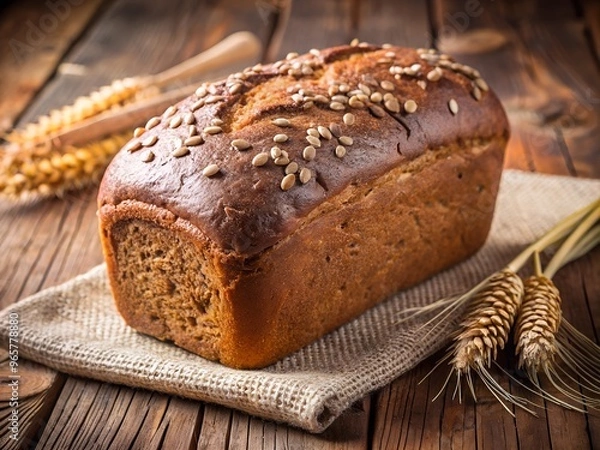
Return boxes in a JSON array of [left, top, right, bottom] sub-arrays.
[[100, 205, 226, 362]]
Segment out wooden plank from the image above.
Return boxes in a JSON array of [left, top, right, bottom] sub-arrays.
[[13, 0, 264, 130], [517, 19, 600, 178], [550, 247, 600, 450], [432, 0, 600, 178], [0, 0, 107, 133], [0, 189, 102, 311], [581, 0, 600, 62], [35, 379, 203, 449], [429, 3, 599, 449], [0, 353, 65, 450], [277, 0, 430, 59]]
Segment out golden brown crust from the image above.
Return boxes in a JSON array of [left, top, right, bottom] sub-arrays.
[[98, 43, 509, 368], [98, 44, 508, 258]]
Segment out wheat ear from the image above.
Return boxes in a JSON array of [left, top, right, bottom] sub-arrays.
[[431, 269, 535, 414], [5, 78, 146, 145], [514, 203, 600, 411], [413, 199, 599, 414], [3, 32, 261, 147], [0, 132, 129, 200]]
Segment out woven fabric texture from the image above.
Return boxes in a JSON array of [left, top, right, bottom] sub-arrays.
[[0, 170, 598, 432]]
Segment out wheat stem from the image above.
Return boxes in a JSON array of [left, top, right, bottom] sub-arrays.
[[507, 198, 600, 273], [543, 202, 600, 279], [513, 203, 600, 412]]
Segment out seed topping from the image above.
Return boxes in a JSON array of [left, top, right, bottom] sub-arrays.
[[203, 126, 223, 135], [338, 136, 353, 146], [183, 112, 195, 125], [202, 164, 220, 177], [141, 150, 155, 162], [163, 106, 177, 118], [272, 118, 291, 127], [274, 156, 290, 166], [404, 99, 418, 114], [331, 95, 349, 104], [299, 168, 311, 184], [329, 123, 342, 137], [133, 127, 145, 138], [384, 97, 400, 113], [306, 135, 321, 147], [303, 145, 317, 161], [349, 96, 365, 108], [195, 86, 207, 97], [271, 146, 282, 159], [335, 145, 346, 158], [145, 116, 161, 130], [427, 67, 443, 81], [285, 161, 299, 174], [205, 95, 224, 104], [228, 83, 243, 94], [172, 146, 190, 158], [273, 133, 289, 143], [318, 126, 332, 140], [141, 135, 158, 147], [380, 80, 395, 91], [343, 113, 355, 126], [125, 140, 142, 153], [252, 152, 269, 167], [231, 138, 252, 151], [370, 92, 383, 103], [475, 78, 489, 92], [281, 173, 296, 191], [306, 128, 319, 138], [185, 135, 204, 146], [449, 98, 459, 115], [169, 116, 182, 128], [369, 104, 386, 118]]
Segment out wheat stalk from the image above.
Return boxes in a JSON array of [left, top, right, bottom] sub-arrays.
[[5, 78, 146, 145], [513, 203, 600, 411], [411, 199, 600, 414], [0, 132, 130, 200], [0, 32, 261, 202], [4, 32, 261, 147], [430, 269, 534, 414], [515, 274, 562, 374]]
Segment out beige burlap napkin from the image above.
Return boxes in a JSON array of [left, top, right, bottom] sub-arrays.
[[0, 170, 598, 432]]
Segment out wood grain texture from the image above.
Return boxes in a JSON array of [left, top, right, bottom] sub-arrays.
[[434, 0, 600, 179], [0, 0, 106, 133], [0, 0, 598, 448]]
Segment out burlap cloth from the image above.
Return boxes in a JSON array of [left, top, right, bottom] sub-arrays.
[[0, 170, 598, 432]]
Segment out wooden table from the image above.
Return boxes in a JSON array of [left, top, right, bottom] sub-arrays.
[[1, 0, 598, 448]]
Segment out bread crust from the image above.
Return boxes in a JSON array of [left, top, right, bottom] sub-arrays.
[[98, 44, 509, 368]]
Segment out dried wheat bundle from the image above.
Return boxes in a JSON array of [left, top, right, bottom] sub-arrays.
[[4, 32, 260, 148], [5, 78, 146, 146], [0, 32, 261, 202], [0, 132, 130, 200], [513, 204, 600, 411], [430, 269, 535, 415], [408, 198, 600, 414]]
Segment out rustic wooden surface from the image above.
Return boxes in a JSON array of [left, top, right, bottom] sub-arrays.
[[0, 0, 598, 448]]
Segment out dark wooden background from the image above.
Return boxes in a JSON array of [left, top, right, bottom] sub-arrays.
[[0, 0, 598, 448]]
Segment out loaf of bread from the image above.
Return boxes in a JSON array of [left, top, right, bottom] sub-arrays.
[[98, 42, 509, 369]]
